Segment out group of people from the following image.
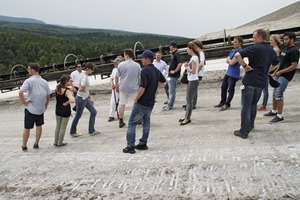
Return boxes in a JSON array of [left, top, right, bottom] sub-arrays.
[[19, 29, 299, 153]]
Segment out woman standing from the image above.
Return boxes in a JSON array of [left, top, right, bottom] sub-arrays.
[[54, 75, 75, 147], [257, 34, 281, 111], [179, 42, 200, 125]]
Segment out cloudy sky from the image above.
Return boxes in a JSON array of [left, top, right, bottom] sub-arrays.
[[0, 0, 298, 38]]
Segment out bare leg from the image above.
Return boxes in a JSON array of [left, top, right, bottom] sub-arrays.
[[277, 100, 284, 115], [34, 126, 42, 145], [22, 129, 30, 147], [272, 98, 277, 111]]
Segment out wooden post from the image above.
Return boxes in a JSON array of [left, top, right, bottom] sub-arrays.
[[227, 35, 232, 46]]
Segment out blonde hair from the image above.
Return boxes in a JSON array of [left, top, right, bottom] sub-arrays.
[[270, 34, 282, 46]]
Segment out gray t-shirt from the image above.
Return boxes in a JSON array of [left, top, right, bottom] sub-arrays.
[[116, 60, 141, 93], [21, 75, 51, 115], [77, 72, 90, 100]]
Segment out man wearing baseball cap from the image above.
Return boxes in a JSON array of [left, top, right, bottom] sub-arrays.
[[123, 50, 166, 154]]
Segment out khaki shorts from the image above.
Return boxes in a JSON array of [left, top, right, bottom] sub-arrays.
[[119, 91, 136, 105]]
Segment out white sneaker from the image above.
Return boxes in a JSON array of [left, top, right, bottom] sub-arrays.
[[89, 131, 100, 136], [71, 133, 82, 138]]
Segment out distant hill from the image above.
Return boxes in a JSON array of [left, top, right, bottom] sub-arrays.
[[0, 15, 45, 24], [199, 1, 300, 40]]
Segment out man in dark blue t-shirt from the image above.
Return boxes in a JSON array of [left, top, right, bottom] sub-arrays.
[[123, 50, 166, 154], [264, 32, 300, 123], [234, 29, 279, 139]]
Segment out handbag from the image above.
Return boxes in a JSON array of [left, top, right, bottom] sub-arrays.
[[181, 69, 188, 84], [268, 75, 280, 88]]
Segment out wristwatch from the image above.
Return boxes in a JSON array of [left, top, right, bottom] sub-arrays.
[[242, 63, 247, 68]]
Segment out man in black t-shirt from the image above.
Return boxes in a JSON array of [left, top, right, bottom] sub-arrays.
[[264, 32, 300, 123]]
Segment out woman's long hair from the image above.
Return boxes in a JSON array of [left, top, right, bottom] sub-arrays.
[[187, 41, 200, 63], [56, 74, 71, 94]]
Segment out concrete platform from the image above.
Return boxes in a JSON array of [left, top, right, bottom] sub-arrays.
[[0, 72, 300, 199]]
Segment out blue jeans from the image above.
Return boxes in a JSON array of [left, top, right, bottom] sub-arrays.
[[261, 77, 269, 107], [70, 96, 97, 134], [167, 77, 178, 107], [220, 74, 239, 107], [126, 103, 152, 148], [273, 76, 289, 100], [240, 85, 262, 134]]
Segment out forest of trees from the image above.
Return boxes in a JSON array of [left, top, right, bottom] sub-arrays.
[[0, 22, 192, 75]]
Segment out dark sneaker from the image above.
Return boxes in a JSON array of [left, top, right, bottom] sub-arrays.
[[214, 103, 224, 108], [182, 105, 186, 108], [270, 116, 284, 123], [108, 117, 115, 122], [33, 143, 39, 149], [123, 147, 136, 154], [57, 143, 67, 147], [22, 145, 28, 151], [220, 105, 230, 111], [135, 144, 148, 150], [264, 111, 277, 116], [234, 130, 248, 139], [119, 121, 126, 128]]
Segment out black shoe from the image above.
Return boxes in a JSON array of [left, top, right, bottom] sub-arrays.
[[108, 117, 115, 122], [22, 145, 28, 151], [53, 143, 58, 147], [179, 118, 184, 122], [214, 103, 224, 108], [264, 111, 277, 116], [123, 147, 136, 154], [135, 144, 148, 150], [270, 116, 284, 123], [33, 143, 39, 149], [119, 120, 126, 128], [182, 105, 186, 108], [184, 107, 196, 110], [180, 119, 191, 126], [220, 105, 230, 111], [234, 130, 248, 139], [164, 101, 168, 104]]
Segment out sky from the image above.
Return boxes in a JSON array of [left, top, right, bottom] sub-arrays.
[[0, 0, 299, 38]]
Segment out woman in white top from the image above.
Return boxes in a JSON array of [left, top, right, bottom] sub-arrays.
[[179, 42, 200, 125]]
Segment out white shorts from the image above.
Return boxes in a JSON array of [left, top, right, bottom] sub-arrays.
[[119, 91, 136, 105]]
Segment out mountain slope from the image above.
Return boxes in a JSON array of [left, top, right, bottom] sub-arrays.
[[0, 15, 45, 24]]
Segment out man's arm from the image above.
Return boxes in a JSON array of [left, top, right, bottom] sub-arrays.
[[235, 52, 253, 72], [275, 62, 298, 76], [18, 89, 28, 106], [134, 87, 145, 103]]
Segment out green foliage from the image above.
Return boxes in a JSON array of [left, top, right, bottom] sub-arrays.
[[0, 22, 192, 75]]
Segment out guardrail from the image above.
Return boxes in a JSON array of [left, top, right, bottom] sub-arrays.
[[1, 26, 300, 93]]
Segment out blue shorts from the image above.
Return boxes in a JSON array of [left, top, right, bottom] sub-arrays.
[[24, 109, 44, 129], [273, 76, 289, 100]]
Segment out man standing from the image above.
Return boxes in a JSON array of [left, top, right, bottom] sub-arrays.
[[164, 41, 182, 110], [70, 62, 83, 111], [153, 51, 169, 100], [123, 50, 166, 154], [234, 29, 279, 139], [19, 63, 51, 151], [215, 36, 243, 111], [70, 62, 100, 137], [264, 32, 300, 123], [108, 56, 124, 122], [115, 49, 141, 128]]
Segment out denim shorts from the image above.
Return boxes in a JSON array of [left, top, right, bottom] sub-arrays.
[[273, 76, 289, 100]]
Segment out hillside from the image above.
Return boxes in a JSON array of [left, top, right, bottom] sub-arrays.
[[199, 1, 300, 40], [0, 15, 45, 24]]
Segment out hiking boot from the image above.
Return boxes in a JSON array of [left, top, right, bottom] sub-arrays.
[[234, 130, 248, 139], [22, 145, 28, 151], [108, 117, 115, 122], [89, 130, 100, 136], [264, 111, 277, 116], [135, 143, 148, 150], [270, 116, 284, 123], [71, 133, 82, 138], [123, 146, 136, 154], [214, 103, 224, 108], [220, 105, 230, 111], [33, 143, 39, 149], [119, 119, 126, 128]]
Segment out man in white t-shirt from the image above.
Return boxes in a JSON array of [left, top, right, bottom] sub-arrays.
[[153, 52, 169, 100], [70, 62, 83, 111], [115, 49, 141, 128], [108, 56, 124, 122]]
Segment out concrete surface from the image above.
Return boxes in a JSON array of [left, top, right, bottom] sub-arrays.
[[0, 72, 300, 200]]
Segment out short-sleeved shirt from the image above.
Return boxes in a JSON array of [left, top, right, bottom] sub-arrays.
[[138, 64, 166, 108], [21, 75, 51, 115], [278, 46, 299, 81], [239, 42, 279, 88], [110, 68, 118, 85], [70, 70, 82, 88], [226, 48, 242, 79], [77, 73, 90, 99], [116, 60, 141, 94], [153, 59, 168, 74], [168, 50, 182, 78]]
